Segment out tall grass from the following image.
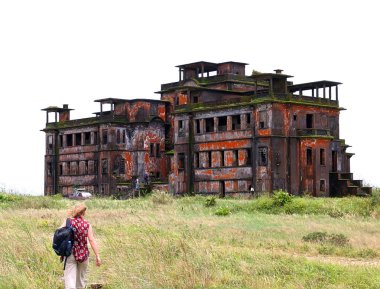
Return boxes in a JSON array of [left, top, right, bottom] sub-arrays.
[[1, 190, 380, 288]]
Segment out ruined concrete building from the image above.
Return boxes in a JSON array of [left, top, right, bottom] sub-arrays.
[[42, 61, 371, 197]]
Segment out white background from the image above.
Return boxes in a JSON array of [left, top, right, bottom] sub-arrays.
[[0, 0, 379, 195]]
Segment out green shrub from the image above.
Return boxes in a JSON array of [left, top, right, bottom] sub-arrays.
[[272, 190, 292, 207], [215, 206, 231, 216], [204, 196, 217, 207], [302, 231, 349, 247], [0, 192, 21, 203], [302, 232, 328, 243]]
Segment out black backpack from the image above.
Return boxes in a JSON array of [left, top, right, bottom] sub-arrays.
[[52, 218, 74, 269]]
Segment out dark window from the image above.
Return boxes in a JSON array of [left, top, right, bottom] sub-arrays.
[[259, 111, 267, 129], [208, 151, 212, 167], [116, 130, 120, 144], [102, 130, 108, 145], [218, 116, 227, 132], [232, 150, 238, 166], [307, 148, 312, 165], [232, 115, 241, 130], [59, 163, 63, 176], [205, 118, 214, 133], [84, 132, 91, 145], [178, 153, 185, 170], [258, 147, 268, 166], [47, 135, 53, 150], [193, 96, 198, 103], [67, 134, 73, 147], [75, 133, 82, 146], [178, 120, 184, 136], [102, 159, 108, 174], [320, 148, 325, 165], [246, 149, 252, 165], [221, 151, 225, 167], [150, 143, 155, 156], [113, 156, 125, 175], [246, 113, 251, 127], [195, 119, 201, 134], [293, 114, 297, 121], [306, 114, 313, 129], [175, 96, 179, 106], [194, 152, 199, 168], [47, 162, 52, 176], [156, 143, 160, 157], [84, 161, 88, 175], [122, 130, 126, 143], [320, 179, 326, 192]]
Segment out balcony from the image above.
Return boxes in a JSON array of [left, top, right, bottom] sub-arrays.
[[296, 129, 331, 137]]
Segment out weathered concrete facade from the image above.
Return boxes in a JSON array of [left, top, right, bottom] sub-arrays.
[[42, 99, 169, 195], [43, 61, 371, 197]]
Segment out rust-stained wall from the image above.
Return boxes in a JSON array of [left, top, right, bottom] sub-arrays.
[[44, 61, 363, 197]]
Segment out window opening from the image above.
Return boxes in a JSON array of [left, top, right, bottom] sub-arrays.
[[194, 152, 199, 168], [195, 119, 201, 134], [178, 120, 184, 136], [156, 143, 160, 157], [246, 113, 251, 127], [208, 151, 212, 167], [47, 162, 52, 176], [116, 130, 120, 144], [320, 179, 326, 192], [102, 130, 108, 145], [259, 111, 267, 129], [150, 143, 155, 156], [75, 133, 82, 146], [246, 149, 252, 165], [205, 118, 214, 133], [307, 148, 312, 165], [221, 151, 225, 167], [306, 114, 313, 129], [84, 161, 88, 175], [67, 134, 73, 147], [258, 147, 268, 166], [232, 115, 241, 130], [218, 116, 227, 132], [48, 135, 53, 150], [59, 163, 63, 176], [84, 132, 91, 145], [102, 159, 108, 174]]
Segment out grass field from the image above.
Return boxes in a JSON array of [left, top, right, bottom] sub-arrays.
[[1, 190, 380, 289]]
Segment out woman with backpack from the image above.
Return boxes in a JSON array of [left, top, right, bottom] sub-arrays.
[[60, 203, 101, 289]]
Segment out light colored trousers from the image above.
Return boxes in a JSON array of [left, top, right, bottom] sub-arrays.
[[64, 254, 89, 289]]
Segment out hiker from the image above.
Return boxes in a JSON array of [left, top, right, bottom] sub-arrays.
[[60, 203, 101, 289], [135, 177, 140, 190], [144, 173, 149, 185]]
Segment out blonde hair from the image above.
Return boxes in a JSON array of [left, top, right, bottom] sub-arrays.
[[70, 203, 87, 218]]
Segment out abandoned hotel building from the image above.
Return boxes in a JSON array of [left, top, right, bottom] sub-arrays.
[[42, 61, 371, 197]]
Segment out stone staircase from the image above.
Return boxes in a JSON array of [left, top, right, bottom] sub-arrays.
[[329, 172, 372, 197]]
